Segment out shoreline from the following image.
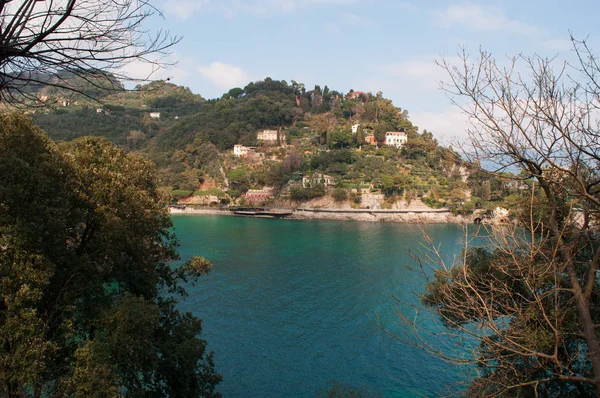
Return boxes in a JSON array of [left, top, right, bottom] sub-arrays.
[[169, 207, 473, 224]]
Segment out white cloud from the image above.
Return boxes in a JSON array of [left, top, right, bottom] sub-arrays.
[[117, 51, 197, 88], [119, 59, 166, 82], [411, 107, 472, 145], [433, 3, 546, 37], [166, 0, 210, 19], [164, 0, 356, 18], [197, 62, 249, 89], [376, 56, 462, 90], [543, 38, 573, 52]]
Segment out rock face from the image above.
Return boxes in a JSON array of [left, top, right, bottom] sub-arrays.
[[179, 195, 221, 206], [276, 194, 433, 211], [199, 178, 218, 190], [290, 209, 471, 224]]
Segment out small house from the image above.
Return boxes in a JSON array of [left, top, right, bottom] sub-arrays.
[[234, 144, 251, 157]]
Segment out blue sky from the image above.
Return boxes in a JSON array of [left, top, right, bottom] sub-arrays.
[[135, 0, 600, 142]]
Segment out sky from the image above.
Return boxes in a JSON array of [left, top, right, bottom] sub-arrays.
[[134, 0, 600, 143]]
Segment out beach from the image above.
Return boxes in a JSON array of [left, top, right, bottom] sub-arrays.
[[168, 206, 473, 224]]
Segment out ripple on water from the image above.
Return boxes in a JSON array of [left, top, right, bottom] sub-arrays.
[[173, 215, 471, 397]]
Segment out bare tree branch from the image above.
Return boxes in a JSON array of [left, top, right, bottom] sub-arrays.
[[0, 0, 180, 107], [393, 41, 600, 396]]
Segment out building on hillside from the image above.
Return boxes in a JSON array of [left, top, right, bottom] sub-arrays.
[[234, 144, 258, 157], [346, 91, 367, 101], [364, 134, 377, 145], [245, 187, 275, 204], [58, 98, 71, 107], [257, 129, 286, 144], [234, 144, 251, 157], [385, 131, 407, 148], [149, 112, 161, 119], [352, 123, 360, 134], [302, 173, 336, 188]]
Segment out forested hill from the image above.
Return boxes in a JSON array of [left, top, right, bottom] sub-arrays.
[[32, 77, 421, 150], [29, 77, 498, 213]]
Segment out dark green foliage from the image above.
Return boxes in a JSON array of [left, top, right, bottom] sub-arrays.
[[263, 151, 304, 189], [158, 78, 302, 151], [290, 186, 325, 201], [421, 195, 445, 209], [172, 190, 194, 199], [34, 108, 145, 145], [28, 78, 471, 203], [227, 168, 251, 194], [310, 149, 353, 171], [332, 188, 348, 202], [0, 114, 220, 397]]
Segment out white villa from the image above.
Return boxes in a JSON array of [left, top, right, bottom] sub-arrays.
[[257, 129, 286, 144], [302, 173, 336, 188], [149, 112, 161, 119], [352, 123, 360, 134], [385, 131, 407, 148]]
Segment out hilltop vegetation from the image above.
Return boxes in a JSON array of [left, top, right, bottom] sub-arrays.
[[30, 77, 526, 213]]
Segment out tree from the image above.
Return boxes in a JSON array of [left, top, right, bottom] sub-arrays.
[[329, 127, 352, 149], [332, 188, 348, 202], [126, 129, 146, 150], [397, 39, 600, 396], [0, 0, 178, 105], [356, 124, 365, 146], [0, 113, 221, 396]]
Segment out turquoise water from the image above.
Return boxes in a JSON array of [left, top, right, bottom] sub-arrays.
[[173, 215, 472, 397]]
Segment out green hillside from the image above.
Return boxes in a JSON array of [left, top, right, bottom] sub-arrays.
[[28, 77, 522, 213]]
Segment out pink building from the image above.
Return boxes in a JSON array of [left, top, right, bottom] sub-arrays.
[[245, 187, 275, 204], [364, 134, 377, 145]]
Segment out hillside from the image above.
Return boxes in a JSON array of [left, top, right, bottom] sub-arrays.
[[28, 77, 523, 214]]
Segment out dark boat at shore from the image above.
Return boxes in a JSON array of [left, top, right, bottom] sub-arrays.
[[231, 207, 293, 219]]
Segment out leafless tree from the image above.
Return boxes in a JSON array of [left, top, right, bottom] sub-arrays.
[[0, 0, 179, 106], [391, 37, 600, 397]]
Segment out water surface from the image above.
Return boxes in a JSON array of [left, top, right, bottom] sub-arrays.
[[173, 216, 472, 397]]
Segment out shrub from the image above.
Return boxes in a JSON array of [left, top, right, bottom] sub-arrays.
[[171, 189, 193, 199], [332, 188, 348, 202], [193, 188, 226, 198], [422, 195, 445, 209], [290, 186, 325, 201], [350, 192, 362, 204]]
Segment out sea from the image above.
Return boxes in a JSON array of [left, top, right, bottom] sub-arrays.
[[173, 215, 474, 397]]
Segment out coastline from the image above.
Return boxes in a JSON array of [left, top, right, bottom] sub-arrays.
[[169, 207, 232, 216], [169, 207, 473, 224]]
